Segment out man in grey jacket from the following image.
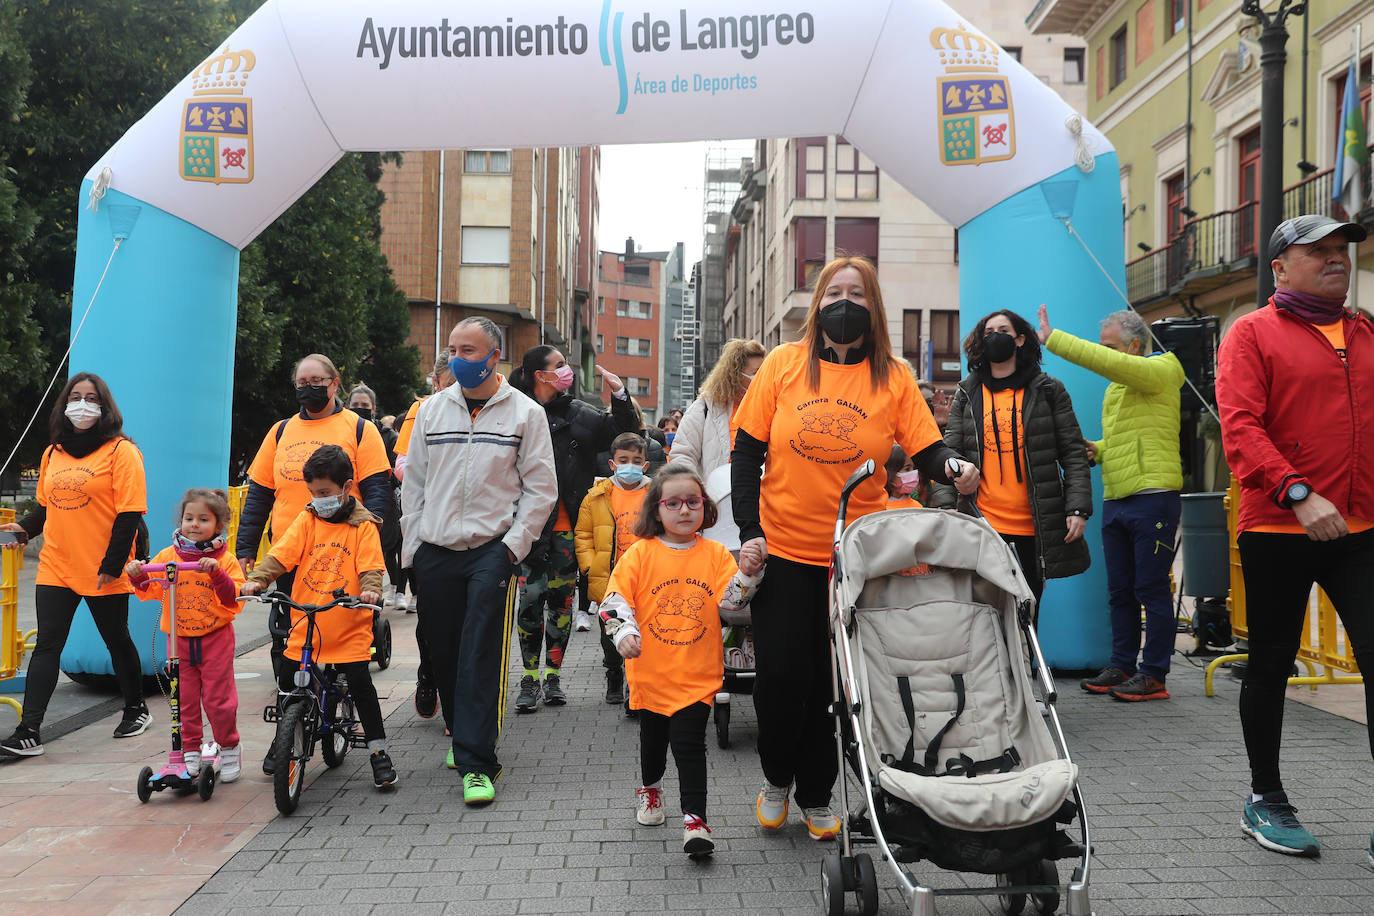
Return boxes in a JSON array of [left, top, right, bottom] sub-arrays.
[[402, 317, 557, 805]]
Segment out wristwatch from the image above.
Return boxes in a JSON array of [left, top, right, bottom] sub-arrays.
[[1281, 481, 1311, 509]]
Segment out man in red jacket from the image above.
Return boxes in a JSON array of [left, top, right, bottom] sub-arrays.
[[1217, 214, 1374, 862]]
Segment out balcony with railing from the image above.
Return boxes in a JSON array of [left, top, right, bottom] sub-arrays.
[[1126, 158, 1369, 307]]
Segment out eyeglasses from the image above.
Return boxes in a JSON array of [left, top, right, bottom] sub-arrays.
[[296, 377, 332, 387], [658, 497, 705, 511], [67, 394, 101, 404]]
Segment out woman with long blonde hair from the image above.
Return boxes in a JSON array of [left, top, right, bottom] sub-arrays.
[[730, 257, 980, 839]]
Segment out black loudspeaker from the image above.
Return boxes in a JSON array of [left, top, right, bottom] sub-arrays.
[[1151, 316, 1219, 411]]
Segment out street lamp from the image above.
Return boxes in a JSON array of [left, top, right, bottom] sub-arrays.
[[1242, 0, 1307, 307]]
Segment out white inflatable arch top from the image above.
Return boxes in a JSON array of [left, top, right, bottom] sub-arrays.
[[69, 0, 1124, 675]]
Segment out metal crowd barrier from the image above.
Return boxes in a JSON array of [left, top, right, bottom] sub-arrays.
[[1, 507, 36, 719], [225, 484, 270, 563], [1205, 480, 1363, 695]]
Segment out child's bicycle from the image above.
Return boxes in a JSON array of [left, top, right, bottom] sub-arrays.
[[238, 588, 381, 814], [135, 561, 221, 803]]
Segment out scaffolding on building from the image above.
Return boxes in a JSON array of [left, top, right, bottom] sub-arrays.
[[700, 145, 746, 375]]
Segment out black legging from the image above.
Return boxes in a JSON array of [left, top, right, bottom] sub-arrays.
[[640, 701, 711, 818], [276, 659, 386, 743], [21, 586, 143, 729], [1238, 528, 1374, 795]]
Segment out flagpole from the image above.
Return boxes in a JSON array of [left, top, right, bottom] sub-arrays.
[[1353, 24, 1362, 315]]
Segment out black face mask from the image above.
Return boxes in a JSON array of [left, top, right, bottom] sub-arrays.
[[295, 384, 331, 412], [818, 299, 871, 345], [983, 331, 1018, 364], [351, 406, 373, 421]]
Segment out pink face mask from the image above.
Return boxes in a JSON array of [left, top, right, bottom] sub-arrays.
[[543, 365, 576, 392], [895, 470, 921, 495]]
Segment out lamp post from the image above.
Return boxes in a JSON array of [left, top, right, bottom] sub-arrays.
[[1243, 0, 1307, 307]]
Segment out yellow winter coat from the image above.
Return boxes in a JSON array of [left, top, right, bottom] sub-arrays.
[[574, 478, 618, 603]]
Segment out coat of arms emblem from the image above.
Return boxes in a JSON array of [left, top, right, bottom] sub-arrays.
[[932, 24, 1015, 167], [181, 46, 255, 184]]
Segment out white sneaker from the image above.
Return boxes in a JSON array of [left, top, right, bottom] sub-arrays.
[[182, 750, 201, 776], [383, 584, 397, 607], [574, 610, 593, 632], [396, 593, 411, 613], [636, 786, 666, 825], [219, 744, 242, 783]]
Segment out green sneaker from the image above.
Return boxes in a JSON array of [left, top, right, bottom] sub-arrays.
[[445, 747, 456, 769], [1242, 792, 1320, 857], [463, 772, 495, 806]]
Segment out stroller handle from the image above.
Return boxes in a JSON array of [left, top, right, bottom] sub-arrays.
[[835, 460, 876, 536]]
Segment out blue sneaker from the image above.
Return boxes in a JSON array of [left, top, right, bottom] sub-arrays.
[[1242, 792, 1320, 857]]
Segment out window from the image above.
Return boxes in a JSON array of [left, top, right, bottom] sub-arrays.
[[1003, 46, 1022, 63], [461, 226, 510, 265], [930, 310, 962, 382], [616, 337, 652, 357], [835, 139, 879, 199], [597, 297, 604, 314], [1063, 48, 1085, 84], [596, 334, 604, 352], [616, 299, 652, 319], [795, 137, 826, 198], [1110, 26, 1128, 89], [902, 310, 923, 362], [1169, 0, 1186, 36], [794, 217, 826, 289], [1165, 171, 1186, 240], [1096, 46, 1105, 99], [1237, 127, 1262, 257], [626, 377, 651, 397], [464, 149, 511, 173], [835, 218, 879, 266], [1134, 4, 1154, 65]]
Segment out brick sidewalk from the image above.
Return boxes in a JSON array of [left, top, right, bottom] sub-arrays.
[[166, 630, 1374, 916]]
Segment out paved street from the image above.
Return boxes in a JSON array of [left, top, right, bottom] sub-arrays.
[[2, 584, 1372, 915]]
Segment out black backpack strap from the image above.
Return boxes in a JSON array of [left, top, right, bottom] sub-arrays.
[[274, 418, 289, 444], [356, 415, 366, 444]]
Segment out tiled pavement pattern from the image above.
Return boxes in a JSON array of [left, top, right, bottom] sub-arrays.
[[167, 631, 1374, 916]]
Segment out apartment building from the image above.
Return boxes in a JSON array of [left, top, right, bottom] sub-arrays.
[[595, 243, 665, 421]]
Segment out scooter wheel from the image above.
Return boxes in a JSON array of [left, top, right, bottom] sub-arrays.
[[198, 764, 216, 801], [136, 766, 154, 803]]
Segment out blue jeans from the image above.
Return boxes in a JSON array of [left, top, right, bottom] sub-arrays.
[[1102, 491, 1180, 681]]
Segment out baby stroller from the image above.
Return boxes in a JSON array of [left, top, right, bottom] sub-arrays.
[[822, 461, 1093, 916], [703, 463, 755, 749]]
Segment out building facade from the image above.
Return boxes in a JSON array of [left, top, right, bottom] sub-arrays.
[[377, 146, 598, 384], [595, 244, 665, 421], [719, 0, 1088, 392]]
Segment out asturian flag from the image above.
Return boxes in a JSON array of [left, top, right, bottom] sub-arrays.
[[1333, 57, 1369, 216]]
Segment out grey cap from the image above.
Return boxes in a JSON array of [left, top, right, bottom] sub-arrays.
[[1268, 214, 1367, 259]]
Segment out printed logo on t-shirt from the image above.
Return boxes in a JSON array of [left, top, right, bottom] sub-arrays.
[[176, 587, 218, 633], [301, 542, 351, 593], [645, 579, 716, 646], [983, 400, 1019, 457], [614, 512, 636, 554], [280, 439, 331, 483], [789, 398, 867, 465], [48, 467, 95, 510]]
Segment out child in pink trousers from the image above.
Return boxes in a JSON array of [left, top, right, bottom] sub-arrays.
[[127, 488, 246, 781]]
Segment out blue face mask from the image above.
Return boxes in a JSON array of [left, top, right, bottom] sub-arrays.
[[665, 432, 676, 446], [612, 463, 644, 485], [310, 494, 344, 517], [450, 349, 496, 389]]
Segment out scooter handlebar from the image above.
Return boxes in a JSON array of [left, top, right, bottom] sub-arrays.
[[138, 561, 210, 574]]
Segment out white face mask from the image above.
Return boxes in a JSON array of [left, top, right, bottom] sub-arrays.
[[65, 400, 102, 430]]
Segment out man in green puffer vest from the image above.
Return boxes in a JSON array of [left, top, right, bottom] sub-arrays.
[[1037, 305, 1184, 702]]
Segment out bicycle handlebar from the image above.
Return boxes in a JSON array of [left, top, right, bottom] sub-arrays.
[[236, 591, 381, 613]]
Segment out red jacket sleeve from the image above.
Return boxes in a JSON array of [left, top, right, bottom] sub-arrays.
[[1216, 317, 1300, 506]]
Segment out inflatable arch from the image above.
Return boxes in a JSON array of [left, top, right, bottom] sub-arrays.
[[67, 0, 1124, 675]]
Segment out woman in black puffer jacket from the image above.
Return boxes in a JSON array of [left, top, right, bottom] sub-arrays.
[[508, 345, 641, 710], [930, 309, 1092, 616]]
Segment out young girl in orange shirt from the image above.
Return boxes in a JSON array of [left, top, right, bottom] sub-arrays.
[[604, 465, 765, 858], [127, 488, 246, 781]]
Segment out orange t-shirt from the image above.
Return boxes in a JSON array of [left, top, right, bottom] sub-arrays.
[[137, 547, 245, 637], [608, 483, 647, 563], [264, 508, 385, 664], [728, 402, 743, 453], [394, 398, 424, 456], [246, 409, 391, 540], [1250, 322, 1372, 535], [554, 500, 573, 533], [734, 343, 943, 565], [885, 495, 924, 509], [36, 437, 147, 596], [977, 387, 1035, 537], [609, 536, 737, 716]]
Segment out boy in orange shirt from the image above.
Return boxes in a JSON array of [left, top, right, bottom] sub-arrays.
[[241, 445, 397, 790], [574, 432, 651, 707]]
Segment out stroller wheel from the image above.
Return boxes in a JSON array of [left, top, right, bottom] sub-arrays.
[[820, 852, 847, 916], [997, 871, 1026, 915], [1034, 860, 1060, 914], [854, 852, 879, 916], [715, 701, 731, 749]]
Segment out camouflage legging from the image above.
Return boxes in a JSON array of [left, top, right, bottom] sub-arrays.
[[517, 530, 577, 671]]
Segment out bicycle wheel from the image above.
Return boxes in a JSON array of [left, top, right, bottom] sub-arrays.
[[321, 691, 352, 769], [273, 701, 310, 815]]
